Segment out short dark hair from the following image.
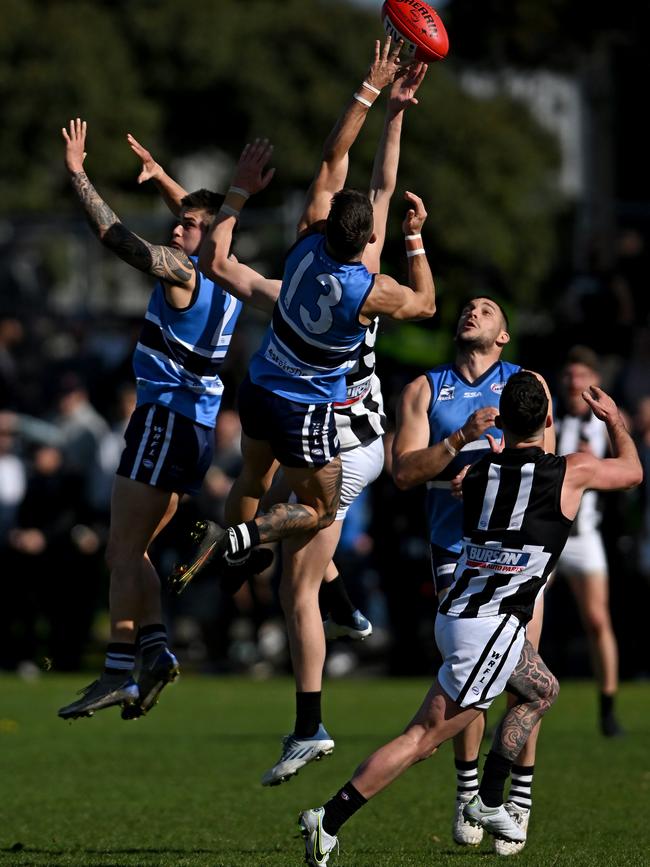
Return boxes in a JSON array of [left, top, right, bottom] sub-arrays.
[[499, 371, 548, 437], [564, 345, 599, 373], [180, 189, 224, 219], [326, 188, 374, 260]]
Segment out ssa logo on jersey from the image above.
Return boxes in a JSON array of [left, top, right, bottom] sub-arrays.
[[466, 544, 531, 573], [438, 385, 455, 401]]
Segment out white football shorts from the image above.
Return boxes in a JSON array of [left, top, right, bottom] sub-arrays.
[[556, 531, 608, 578], [336, 435, 385, 521], [435, 612, 526, 710]]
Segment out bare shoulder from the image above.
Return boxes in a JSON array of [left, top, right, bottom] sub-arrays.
[[564, 451, 598, 484], [400, 374, 431, 410]]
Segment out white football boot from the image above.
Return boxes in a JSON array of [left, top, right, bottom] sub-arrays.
[[299, 807, 339, 866], [261, 724, 335, 786], [494, 802, 530, 855], [463, 794, 526, 842], [453, 796, 484, 845]]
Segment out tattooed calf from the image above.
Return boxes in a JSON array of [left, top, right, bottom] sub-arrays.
[[494, 639, 560, 761]]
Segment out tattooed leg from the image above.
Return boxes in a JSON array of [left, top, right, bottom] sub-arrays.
[[477, 640, 559, 808], [258, 455, 342, 541], [495, 640, 560, 761]]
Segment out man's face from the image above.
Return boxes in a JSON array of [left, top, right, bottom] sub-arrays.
[[170, 208, 209, 256], [455, 298, 508, 350], [560, 362, 600, 413]]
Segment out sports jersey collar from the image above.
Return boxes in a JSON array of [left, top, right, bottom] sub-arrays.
[[495, 446, 545, 461], [451, 359, 502, 387]]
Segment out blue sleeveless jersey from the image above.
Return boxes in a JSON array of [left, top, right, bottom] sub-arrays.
[[133, 257, 242, 428], [425, 360, 521, 552], [248, 233, 374, 403]]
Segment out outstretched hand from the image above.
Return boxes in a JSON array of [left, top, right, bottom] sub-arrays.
[[232, 138, 275, 196], [365, 37, 405, 92], [582, 386, 622, 424], [127, 133, 162, 184], [62, 118, 87, 174], [389, 62, 428, 113], [401, 190, 427, 235]]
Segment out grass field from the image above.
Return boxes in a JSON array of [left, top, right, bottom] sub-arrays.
[[0, 674, 648, 867]]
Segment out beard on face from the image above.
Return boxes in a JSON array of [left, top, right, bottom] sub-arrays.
[[455, 330, 492, 351]]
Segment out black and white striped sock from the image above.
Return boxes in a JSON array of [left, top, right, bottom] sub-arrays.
[[455, 757, 479, 801], [137, 624, 167, 661], [104, 643, 136, 676], [508, 763, 534, 810], [225, 521, 260, 556]]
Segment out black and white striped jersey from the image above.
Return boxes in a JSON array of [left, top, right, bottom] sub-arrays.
[[439, 447, 573, 623], [333, 317, 386, 452]]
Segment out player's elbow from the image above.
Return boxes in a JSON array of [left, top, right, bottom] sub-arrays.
[[625, 465, 644, 489], [419, 297, 436, 319], [392, 462, 415, 490], [407, 294, 436, 321]]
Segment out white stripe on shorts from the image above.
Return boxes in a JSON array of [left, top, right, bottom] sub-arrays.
[[150, 410, 175, 485], [130, 405, 155, 480], [301, 405, 316, 465], [435, 612, 525, 710], [322, 404, 332, 462]]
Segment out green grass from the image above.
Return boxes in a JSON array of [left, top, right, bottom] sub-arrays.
[[0, 675, 648, 866]]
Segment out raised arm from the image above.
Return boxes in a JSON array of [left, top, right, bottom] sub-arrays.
[[360, 191, 435, 321], [561, 386, 643, 518], [393, 377, 499, 489], [62, 119, 195, 290], [363, 62, 428, 274], [198, 139, 280, 315], [127, 133, 188, 217], [297, 37, 404, 237]]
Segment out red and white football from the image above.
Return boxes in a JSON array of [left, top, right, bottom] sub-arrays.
[[382, 0, 449, 62]]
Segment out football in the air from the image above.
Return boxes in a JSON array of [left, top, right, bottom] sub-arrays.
[[382, 0, 449, 62]]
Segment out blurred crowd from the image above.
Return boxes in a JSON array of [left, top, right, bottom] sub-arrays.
[[0, 226, 649, 684]]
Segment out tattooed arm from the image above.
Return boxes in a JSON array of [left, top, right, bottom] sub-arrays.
[[62, 119, 195, 291]]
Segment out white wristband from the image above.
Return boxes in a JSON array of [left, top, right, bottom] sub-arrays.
[[361, 80, 381, 95], [228, 186, 250, 199], [443, 437, 458, 458], [406, 248, 426, 258], [405, 233, 422, 241], [219, 204, 240, 218], [353, 93, 373, 108]]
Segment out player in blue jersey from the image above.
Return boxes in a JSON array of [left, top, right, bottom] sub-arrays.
[[392, 296, 554, 854], [170, 39, 435, 774], [57, 119, 278, 721]]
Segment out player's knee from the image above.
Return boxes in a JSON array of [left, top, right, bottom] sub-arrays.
[[316, 505, 337, 530], [584, 610, 609, 636], [543, 674, 560, 708]]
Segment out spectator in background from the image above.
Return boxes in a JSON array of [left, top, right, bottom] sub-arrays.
[[89, 382, 137, 520], [0, 411, 26, 542], [0, 316, 25, 409], [1, 444, 101, 672], [551, 346, 624, 736], [615, 327, 650, 414], [50, 371, 110, 502]]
